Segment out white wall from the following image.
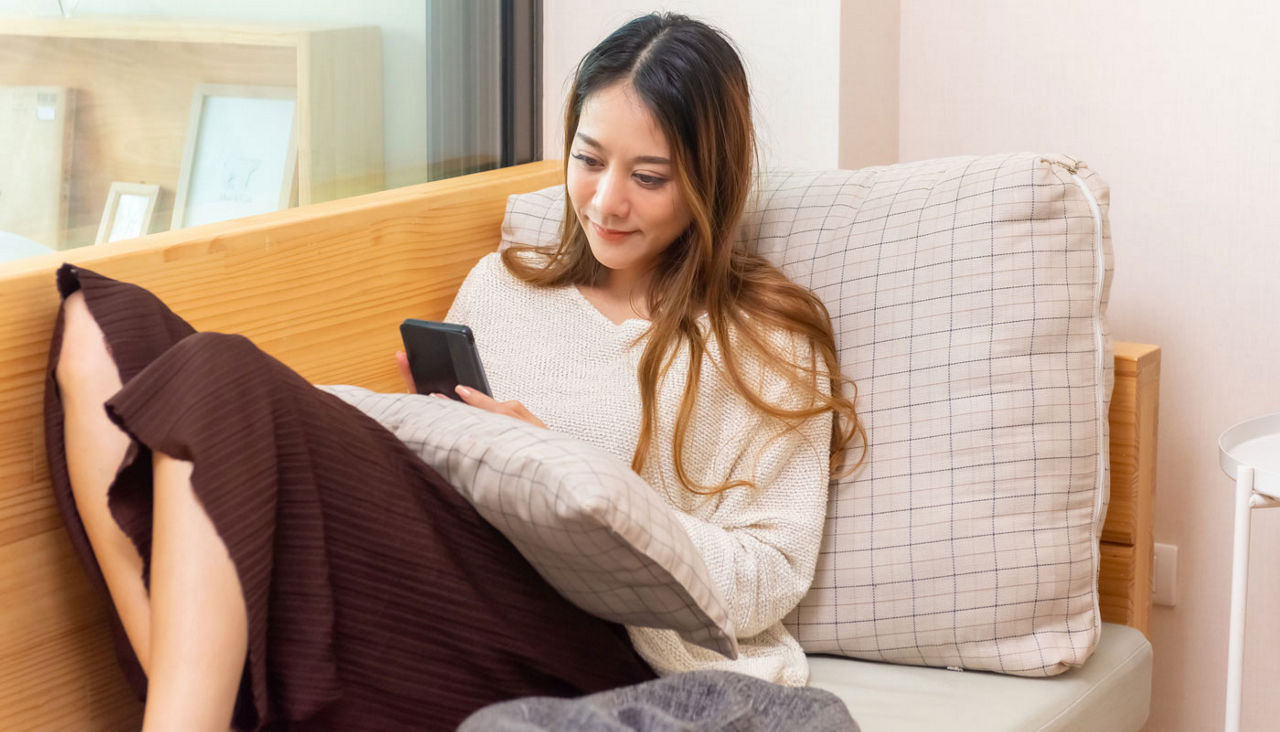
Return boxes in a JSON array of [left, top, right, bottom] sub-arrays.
[[541, 0, 842, 171], [547, 2, 1280, 728], [898, 1, 1280, 730], [6, 0, 430, 188], [838, 0, 898, 168]]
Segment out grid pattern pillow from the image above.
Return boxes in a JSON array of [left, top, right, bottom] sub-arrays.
[[319, 385, 739, 659], [499, 152, 1113, 677]]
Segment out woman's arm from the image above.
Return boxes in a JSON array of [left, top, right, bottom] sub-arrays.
[[672, 334, 834, 638], [395, 253, 547, 428], [672, 419, 831, 637]]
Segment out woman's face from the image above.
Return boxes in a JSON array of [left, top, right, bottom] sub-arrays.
[[566, 82, 692, 284]]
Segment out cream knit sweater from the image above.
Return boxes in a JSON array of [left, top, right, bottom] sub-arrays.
[[446, 252, 832, 686]]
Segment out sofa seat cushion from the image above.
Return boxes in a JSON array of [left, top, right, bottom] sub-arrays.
[[808, 623, 1150, 731]]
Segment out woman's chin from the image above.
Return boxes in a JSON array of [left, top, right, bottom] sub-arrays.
[[587, 244, 637, 273]]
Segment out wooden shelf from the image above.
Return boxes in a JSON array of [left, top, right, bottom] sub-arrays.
[[0, 16, 384, 249]]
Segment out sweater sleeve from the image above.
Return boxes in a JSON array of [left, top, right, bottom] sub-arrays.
[[672, 332, 833, 639]]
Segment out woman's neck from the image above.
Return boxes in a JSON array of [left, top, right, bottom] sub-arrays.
[[580, 269, 652, 324]]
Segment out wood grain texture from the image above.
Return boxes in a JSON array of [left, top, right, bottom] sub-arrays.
[[1099, 542, 1138, 628], [1102, 342, 1162, 546], [0, 157, 1158, 724], [1097, 342, 1160, 636], [0, 160, 560, 732]]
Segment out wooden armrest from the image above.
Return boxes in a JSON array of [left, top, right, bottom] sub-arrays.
[[1100, 342, 1161, 635]]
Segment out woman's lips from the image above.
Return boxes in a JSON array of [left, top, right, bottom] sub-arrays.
[[591, 221, 635, 242]]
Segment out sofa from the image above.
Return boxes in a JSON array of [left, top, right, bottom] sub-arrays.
[[0, 154, 1158, 730]]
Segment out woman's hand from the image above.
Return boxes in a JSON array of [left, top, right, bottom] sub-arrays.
[[394, 350, 546, 429], [395, 350, 417, 393], [450, 386, 547, 429]]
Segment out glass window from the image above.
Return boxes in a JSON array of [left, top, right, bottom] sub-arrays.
[[0, 0, 539, 263]]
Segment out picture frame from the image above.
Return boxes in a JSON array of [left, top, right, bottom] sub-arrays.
[[0, 85, 75, 249], [95, 181, 160, 245], [172, 84, 298, 230]]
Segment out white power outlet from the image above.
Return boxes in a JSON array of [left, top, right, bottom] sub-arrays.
[[1153, 543, 1178, 607]]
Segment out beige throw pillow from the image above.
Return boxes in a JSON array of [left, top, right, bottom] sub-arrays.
[[319, 385, 739, 659], [498, 152, 1114, 676]]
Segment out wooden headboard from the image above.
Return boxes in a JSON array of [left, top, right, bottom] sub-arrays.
[[0, 160, 1159, 729]]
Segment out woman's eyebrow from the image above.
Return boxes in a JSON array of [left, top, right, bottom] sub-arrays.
[[575, 133, 671, 165]]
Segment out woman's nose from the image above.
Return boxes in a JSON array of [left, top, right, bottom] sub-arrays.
[[592, 168, 629, 221]]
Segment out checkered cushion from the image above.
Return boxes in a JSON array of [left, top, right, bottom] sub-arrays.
[[500, 152, 1114, 677], [319, 385, 739, 659]]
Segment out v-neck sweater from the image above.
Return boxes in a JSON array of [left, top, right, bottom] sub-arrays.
[[445, 252, 832, 686]]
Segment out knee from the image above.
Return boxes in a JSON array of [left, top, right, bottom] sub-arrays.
[[56, 292, 119, 394], [164, 332, 275, 381], [151, 332, 292, 408], [61, 291, 95, 343], [172, 332, 258, 360]]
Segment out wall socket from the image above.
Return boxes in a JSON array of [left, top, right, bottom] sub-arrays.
[[1153, 543, 1178, 607]]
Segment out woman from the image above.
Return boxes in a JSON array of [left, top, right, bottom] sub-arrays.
[[48, 12, 860, 731]]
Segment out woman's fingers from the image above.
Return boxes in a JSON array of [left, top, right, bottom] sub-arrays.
[[455, 385, 505, 412], [454, 385, 547, 429], [396, 359, 545, 429], [394, 351, 416, 394]]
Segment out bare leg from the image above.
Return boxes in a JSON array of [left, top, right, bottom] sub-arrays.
[[58, 292, 248, 729], [142, 453, 247, 732], [56, 291, 152, 672]]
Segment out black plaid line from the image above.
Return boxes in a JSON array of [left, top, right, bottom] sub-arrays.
[[944, 158, 979, 669], [902, 159, 942, 665], [986, 157, 1006, 671], [858, 385, 1098, 416], [804, 560, 1093, 598], [1026, 160, 1050, 671], [816, 514, 1100, 548], [859, 166, 918, 660], [759, 209, 1096, 252], [850, 415, 1098, 448]]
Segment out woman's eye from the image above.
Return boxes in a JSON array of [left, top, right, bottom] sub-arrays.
[[573, 153, 664, 187]]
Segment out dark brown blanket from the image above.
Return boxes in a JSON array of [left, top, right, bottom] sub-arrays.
[[43, 264, 655, 730]]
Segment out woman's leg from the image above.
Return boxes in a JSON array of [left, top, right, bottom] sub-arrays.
[[57, 290, 248, 731], [143, 453, 247, 732], [55, 291, 152, 671]]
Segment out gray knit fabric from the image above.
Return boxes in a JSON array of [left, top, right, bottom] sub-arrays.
[[458, 670, 858, 731]]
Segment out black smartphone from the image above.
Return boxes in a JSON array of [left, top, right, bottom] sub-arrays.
[[399, 319, 492, 401]]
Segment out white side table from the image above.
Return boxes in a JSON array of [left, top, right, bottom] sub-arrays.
[[1218, 413, 1280, 732]]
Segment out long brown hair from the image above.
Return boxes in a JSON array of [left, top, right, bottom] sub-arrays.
[[503, 12, 863, 493]]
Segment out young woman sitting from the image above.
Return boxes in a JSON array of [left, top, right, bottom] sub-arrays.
[[47, 12, 860, 731]]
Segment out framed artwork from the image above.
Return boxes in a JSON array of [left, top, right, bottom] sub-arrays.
[[0, 86, 74, 249], [172, 84, 298, 230], [95, 182, 160, 244]]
